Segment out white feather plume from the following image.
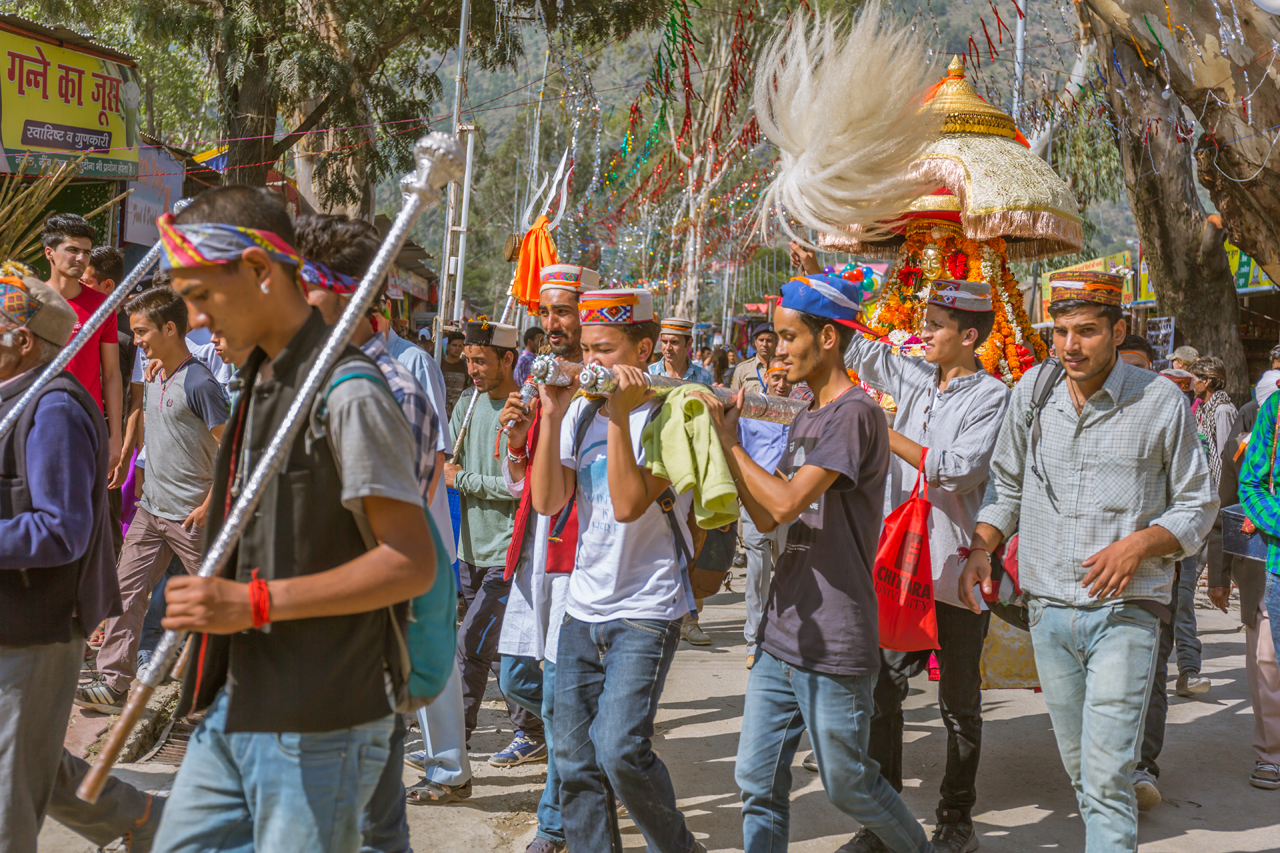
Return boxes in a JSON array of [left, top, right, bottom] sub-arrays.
[[754, 4, 941, 242]]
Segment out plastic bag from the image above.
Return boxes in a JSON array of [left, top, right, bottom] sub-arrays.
[[873, 449, 940, 651]]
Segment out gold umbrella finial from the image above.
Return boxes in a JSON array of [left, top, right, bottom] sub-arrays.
[[947, 55, 965, 77]]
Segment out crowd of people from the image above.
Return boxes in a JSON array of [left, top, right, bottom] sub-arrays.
[[1, 188, 1277, 853]]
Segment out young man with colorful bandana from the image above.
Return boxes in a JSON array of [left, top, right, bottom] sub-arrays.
[[843, 278, 1009, 853], [961, 270, 1216, 853], [497, 263, 594, 853], [152, 187, 438, 853], [530, 288, 705, 853], [701, 273, 932, 853]]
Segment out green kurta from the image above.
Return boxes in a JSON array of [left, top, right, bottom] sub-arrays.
[[449, 388, 517, 567]]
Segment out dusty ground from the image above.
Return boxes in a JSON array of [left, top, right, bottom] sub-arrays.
[[42, 586, 1280, 852]]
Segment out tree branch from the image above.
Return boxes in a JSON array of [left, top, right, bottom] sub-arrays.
[[272, 87, 343, 159]]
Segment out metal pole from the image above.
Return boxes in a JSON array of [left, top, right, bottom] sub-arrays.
[[435, 0, 472, 354], [0, 200, 183, 442], [1012, 3, 1027, 123], [78, 132, 465, 804], [453, 126, 477, 323]]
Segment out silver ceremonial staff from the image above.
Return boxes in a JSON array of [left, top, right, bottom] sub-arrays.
[[78, 132, 466, 804], [0, 198, 191, 442], [578, 363, 808, 424], [501, 354, 581, 433]]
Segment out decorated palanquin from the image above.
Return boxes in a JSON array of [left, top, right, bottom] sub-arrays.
[[822, 57, 1082, 392]]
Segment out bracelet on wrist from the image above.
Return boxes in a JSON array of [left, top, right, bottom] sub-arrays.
[[957, 546, 990, 562], [507, 449, 528, 465], [249, 568, 272, 628]]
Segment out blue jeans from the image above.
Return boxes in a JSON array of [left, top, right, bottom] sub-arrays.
[[736, 651, 931, 853], [152, 691, 394, 853], [1173, 557, 1203, 674], [555, 615, 695, 853], [361, 712, 410, 853], [500, 655, 563, 844], [1027, 598, 1160, 853]]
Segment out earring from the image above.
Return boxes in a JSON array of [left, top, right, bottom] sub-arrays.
[[260, 280, 270, 294]]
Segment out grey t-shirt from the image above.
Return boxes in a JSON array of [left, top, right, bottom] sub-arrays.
[[757, 387, 890, 677], [324, 374, 424, 518], [140, 359, 229, 521]]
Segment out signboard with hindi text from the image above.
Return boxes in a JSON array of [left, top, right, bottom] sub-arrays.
[[1, 28, 140, 178], [1136, 240, 1275, 304]]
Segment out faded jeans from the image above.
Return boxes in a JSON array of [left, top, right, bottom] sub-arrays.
[[555, 615, 696, 853], [500, 655, 563, 845], [152, 691, 393, 853], [1028, 598, 1160, 853], [736, 651, 932, 853]]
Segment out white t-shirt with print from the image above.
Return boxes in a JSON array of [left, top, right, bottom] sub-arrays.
[[559, 396, 693, 623]]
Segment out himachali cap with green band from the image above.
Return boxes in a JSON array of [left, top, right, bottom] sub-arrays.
[[1047, 270, 1124, 307], [540, 264, 600, 295], [579, 288, 654, 325], [928, 279, 993, 312]]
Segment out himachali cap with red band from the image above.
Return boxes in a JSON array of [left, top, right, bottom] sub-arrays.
[[1048, 270, 1124, 307], [579, 288, 654, 325], [540, 264, 600, 295], [928, 279, 993, 312]]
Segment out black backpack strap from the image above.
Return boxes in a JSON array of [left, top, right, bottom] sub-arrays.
[[1024, 358, 1064, 482], [548, 397, 607, 541]]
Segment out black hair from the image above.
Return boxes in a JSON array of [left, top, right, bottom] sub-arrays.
[[87, 245, 125, 284], [1117, 333, 1155, 363], [1047, 299, 1124, 327], [621, 320, 661, 350], [42, 213, 96, 250], [293, 213, 381, 278], [445, 330, 464, 343], [293, 212, 385, 309], [523, 326, 545, 346], [797, 312, 855, 352], [933, 305, 996, 346], [125, 286, 188, 336], [175, 186, 296, 249]]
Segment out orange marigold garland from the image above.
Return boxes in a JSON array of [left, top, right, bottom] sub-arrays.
[[872, 223, 1043, 386]]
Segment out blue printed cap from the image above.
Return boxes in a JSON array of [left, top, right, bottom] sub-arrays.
[[780, 275, 876, 335]]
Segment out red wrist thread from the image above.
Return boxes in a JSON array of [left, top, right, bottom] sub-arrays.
[[249, 568, 271, 628]]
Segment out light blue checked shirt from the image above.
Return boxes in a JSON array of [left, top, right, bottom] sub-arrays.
[[976, 359, 1217, 607], [361, 335, 439, 499], [649, 358, 714, 386]]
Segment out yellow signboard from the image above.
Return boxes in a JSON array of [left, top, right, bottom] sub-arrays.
[[1, 29, 140, 178], [1137, 240, 1274, 303], [1040, 250, 1134, 316]]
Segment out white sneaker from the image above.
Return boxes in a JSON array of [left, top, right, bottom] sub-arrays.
[[1134, 769, 1161, 811]]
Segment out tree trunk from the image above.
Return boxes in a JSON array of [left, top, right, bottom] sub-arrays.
[[221, 41, 277, 188], [1081, 1, 1280, 282], [1088, 14, 1249, 400]]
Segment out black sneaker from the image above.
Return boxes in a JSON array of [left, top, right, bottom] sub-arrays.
[[74, 678, 127, 713], [835, 828, 890, 853], [932, 818, 979, 853]]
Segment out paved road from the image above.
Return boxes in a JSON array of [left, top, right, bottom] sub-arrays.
[[41, 587, 1279, 851]]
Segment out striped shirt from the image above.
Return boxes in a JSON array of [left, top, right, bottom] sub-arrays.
[[648, 358, 714, 386], [976, 359, 1216, 607], [361, 335, 439, 498], [1238, 392, 1280, 576]]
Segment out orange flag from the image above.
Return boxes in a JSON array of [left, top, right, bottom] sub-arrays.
[[512, 215, 560, 315]]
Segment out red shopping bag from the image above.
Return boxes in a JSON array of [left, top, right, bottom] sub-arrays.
[[873, 450, 940, 651]]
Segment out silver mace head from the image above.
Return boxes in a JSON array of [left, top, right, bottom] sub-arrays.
[[401, 132, 467, 205]]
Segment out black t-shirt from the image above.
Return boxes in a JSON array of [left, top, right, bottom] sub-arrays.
[[757, 386, 890, 677]]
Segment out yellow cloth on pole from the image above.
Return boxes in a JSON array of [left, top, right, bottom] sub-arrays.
[[641, 385, 739, 529], [512, 215, 559, 315]]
